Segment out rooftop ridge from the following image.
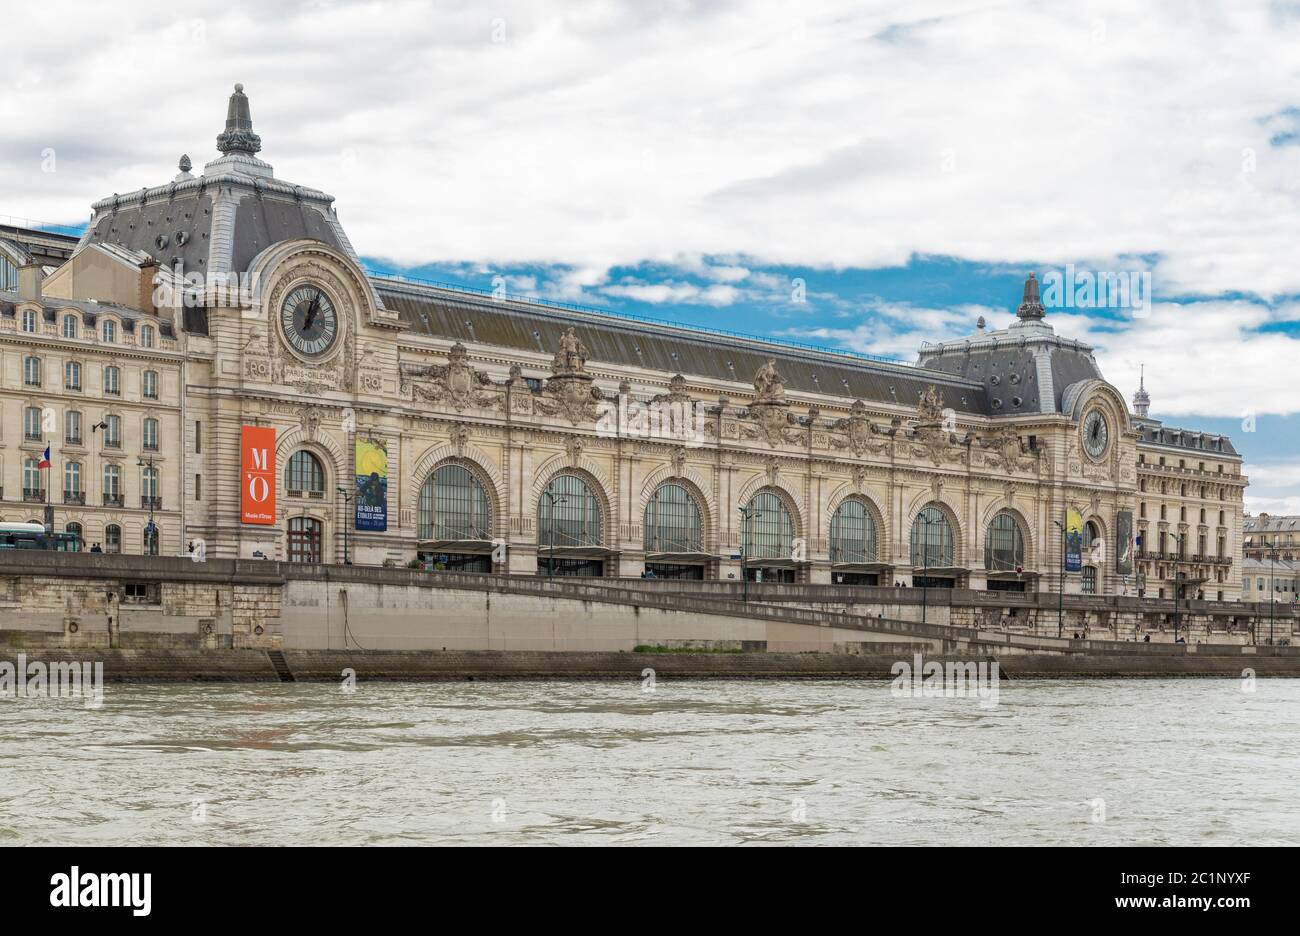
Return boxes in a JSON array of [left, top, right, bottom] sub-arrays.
[[368, 269, 987, 388]]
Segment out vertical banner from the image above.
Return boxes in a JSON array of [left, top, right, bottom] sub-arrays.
[[240, 426, 277, 524], [355, 438, 388, 532], [1116, 510, 1134, 574], [1064, 507, 1083, 572]]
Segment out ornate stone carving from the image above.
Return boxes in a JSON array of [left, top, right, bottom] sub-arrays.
[[832, 400, 887, 457], [552, 327, 588, 375], [671, 445, 687, 478], [407, 342, 498, 412], [297, 404, 320, 442], [851, 465, 867, 492], [763, 455, 781, 488], [536, 330, 602, 424], [565, 436, 584, 466], [741, 403, 800, 447], [908, 386, 959, 466], [450, 423, 469, 456], [653, 373, 692, 404], [979, 426, 1034, 472], [753, 358, 786, 402]]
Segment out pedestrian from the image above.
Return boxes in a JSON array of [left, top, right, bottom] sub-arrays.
[[89, 542, 102, 553]]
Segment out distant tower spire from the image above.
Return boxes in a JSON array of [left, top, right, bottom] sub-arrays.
[[1132, 364, 1151, 418], [1016, 272, 1045, 320], [216, 83, 262, 156]]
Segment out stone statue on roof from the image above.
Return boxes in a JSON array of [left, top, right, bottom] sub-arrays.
[[753, 357, 785, 402], [552, 327, 588, 375]]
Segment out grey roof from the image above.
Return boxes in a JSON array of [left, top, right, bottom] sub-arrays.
[[1133, 416, 1238, 457], [1244, 515, 1300, 534], [0, 287, 175, 338], [376, 279, 994, 415]]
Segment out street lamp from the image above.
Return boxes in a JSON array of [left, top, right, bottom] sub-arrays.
[[337, 487, 353, 565], [542, 489, 568, 580], [137, 455, 156, 556], [917, 512, 940, 626], [1172, 532, 1186, 643], [738, 504, 763, 604], [1052, 518, 1067, 638]]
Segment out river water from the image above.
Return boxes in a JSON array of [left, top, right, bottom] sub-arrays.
[[2, 678, 1296, 846]]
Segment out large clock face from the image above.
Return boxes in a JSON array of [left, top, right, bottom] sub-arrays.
[[1082, 409, 1109, 459], [280, 285, 338, 359]]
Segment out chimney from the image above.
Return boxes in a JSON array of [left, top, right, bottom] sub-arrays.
[[17, 263, 42, 302], [138, 257, 160, 314]]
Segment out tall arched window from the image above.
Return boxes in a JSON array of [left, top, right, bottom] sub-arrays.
[[64, 360, 81, 390], [63, 462, 82, 502], [102, 319, 116, 343], [105, 524, 122, 554], [830, 499, 877, 563], [23, 406, 41, 441], [103, 464, 122, 506], [140, 325, 155, 349], [142, 418, 158, 451], [418, 464, 490, 540], [743, 491, 793, 560], [142, 370, 158, 399], [64, 523, 82, 551], [23, 458, 42, 498], [644, 483, 703, 553], [985, 512, 1025, 570], [288, 517, 323, 563], [23, 355, 40, 386], [287, 451, 325, 494], [103, 365, 120, 396], [911, 506, 954, 567], [21, 309, 36, 333], [62, 314, 78, 339], [538, 474, 602, 548]]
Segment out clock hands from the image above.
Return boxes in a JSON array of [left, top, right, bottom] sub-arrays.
[[302, 292, 321, 332]]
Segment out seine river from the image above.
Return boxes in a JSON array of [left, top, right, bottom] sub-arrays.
[[2, 679, 1297, 846]]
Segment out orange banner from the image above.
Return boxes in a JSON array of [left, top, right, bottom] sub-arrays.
[[240, 426, 277, 524]]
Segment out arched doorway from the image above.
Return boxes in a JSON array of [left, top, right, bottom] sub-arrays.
[[288, 517, 323, 563]]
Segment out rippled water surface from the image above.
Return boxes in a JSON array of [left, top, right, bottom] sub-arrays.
[[2, 679, 1297, 845]]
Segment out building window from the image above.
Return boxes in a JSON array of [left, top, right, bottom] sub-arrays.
[[538, 474, 603, 549], [143, 525, 159, 556], [195, 473, 202, 501], [103, 464, 121, 505], [287, 450, 325, 494], [23, 356, 41, 387], [64, 360, 82, 390], [65, 410, 82, 445], [142, 418, 158, 451], [104, 414, 121, 448], [195, 421, 202, 455], [62, 314, 78, 339], [288, 517, 323, 563], [23, 406, 42, 441], [102, 320, 116, 343], [103, 366, 120, 396], [1082, 566, 1098, 594], [742, 490, 794, 561], [23, 457, 43, 498], [21, 308, 37, 333], [419, 464, 491, 541], [140, 325, 155, 349], [142, 370, 158, 399], [64, 461, 82, 501], [64, 523, 83, 551], [911, 506, 954, 568], [830, 498, 877, 563], [141, 466, 159, 508], [105, 524, 121, 554], [985, 512, 1025, 571], [644, 482, 704, 554]]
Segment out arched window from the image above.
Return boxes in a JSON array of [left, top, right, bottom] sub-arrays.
[[105, 524, 122, 554], [104, 414, 121, 448], [418, 464, 491, 540], [830, 499, 876, 563], [140, 325, 155, 349], [62, 314, 78, 339], [911, 506, 954, 568], [142, 418, 159, 451], [65, 410, 82, 445], [287, 451, 325, 494], [538, 474, 602, 548], [102, 319, 116, 343], [23, 355, 41, 386], [63, 461, 82, 500], [743, 491, 793, 560], [142, 369, 158, 399], [103, 464, 122, 506], [103, 365, 120, 396], [21, 308, 36, 333], [288, 517, 323, 563], [64, 523, 82, 551], [64, 360, 81, 390], [644, 482, 703, 553], [985, 512, 1025, 571]]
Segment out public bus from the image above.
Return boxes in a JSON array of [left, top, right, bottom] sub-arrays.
[[0, 522, 82, 551]]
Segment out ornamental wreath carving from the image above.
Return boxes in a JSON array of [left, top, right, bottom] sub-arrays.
[[832, 400, 888, 457], [405, 342, 498, 412]]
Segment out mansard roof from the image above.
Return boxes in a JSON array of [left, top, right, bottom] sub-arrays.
[[375, 277, 996, 416], [1133, 416, 1239, 457]]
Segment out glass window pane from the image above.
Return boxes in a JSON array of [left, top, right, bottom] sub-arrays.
[[644, 483, 703, 553]]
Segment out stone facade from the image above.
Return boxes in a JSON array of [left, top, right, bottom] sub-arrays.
[[0, 86, 1249, 599]]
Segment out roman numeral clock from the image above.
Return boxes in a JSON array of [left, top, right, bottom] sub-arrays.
[[279, 284, 339, 359]]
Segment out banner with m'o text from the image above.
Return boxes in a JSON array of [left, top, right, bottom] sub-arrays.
[[355, 438, 388, 532], [240, 426, 277, 525]]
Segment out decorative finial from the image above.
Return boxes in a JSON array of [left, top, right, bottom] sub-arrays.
[[1016, 271, 1045, 320], [178, 154, 192, 173], [976, 315, 986, 330], [216, 83, 262, 156]]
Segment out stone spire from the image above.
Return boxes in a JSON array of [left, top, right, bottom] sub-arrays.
[[216, 83, 262, 156], [1132, 364, 1151, 418], [1016, 272, 1045, 320]]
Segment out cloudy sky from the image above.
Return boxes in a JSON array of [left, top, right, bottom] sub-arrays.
[[5, 0, 1299, 509]]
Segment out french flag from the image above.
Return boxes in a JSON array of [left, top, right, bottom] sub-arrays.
[[38, 445, 51, 470]]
